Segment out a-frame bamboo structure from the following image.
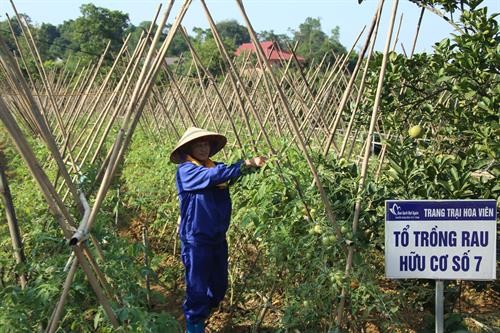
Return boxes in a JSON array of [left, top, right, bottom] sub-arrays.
[[0, 0, 431, 330]]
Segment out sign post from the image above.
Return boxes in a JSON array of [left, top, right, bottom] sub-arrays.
[[385, 199, 496, 332], [435, 280, 443, 333]]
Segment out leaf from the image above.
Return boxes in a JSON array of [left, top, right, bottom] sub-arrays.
[[436, 75, 452, 83], [94, 310, 102, 329], [450, 167, 459, 181], [477, 101, 490, 111]]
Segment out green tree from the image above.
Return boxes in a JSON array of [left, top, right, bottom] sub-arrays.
[[126, 21, 153, 52], [293, 17, 326, 62], [258, 29, 292, 48], [192, 26, 210, 43], [185, 23, 241, 76], [36, 23, 60, 59], [165, 24, 189, 57], [0, 15, 25, 52], [214, 19, 250, 46], [66, 4, 130, 63], [292, 17, 346, 65], [49, 19, 74, 59]]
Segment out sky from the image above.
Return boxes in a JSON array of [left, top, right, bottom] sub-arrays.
[[0, 0, 499, 54]]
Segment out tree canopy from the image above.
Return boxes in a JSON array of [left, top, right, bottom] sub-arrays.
[[0, 4, 349, 72]]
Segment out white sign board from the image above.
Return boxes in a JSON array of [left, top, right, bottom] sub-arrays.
[[385, 200, 496, 280]]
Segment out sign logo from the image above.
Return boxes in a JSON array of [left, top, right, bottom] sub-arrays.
[[387, 202, 419, 219], [389, 203, 401, 216]]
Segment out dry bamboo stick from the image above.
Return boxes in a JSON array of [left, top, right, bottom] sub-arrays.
[[151, 85, 181, 138], [45, 255, 78, 333], [202, 1, 308, 197], [0, 96, 118, 327], [5, 15, 42, 132], [0, 36, 84, 214], [201, 7, 258, 151], [340, 3, 384, 158], [52, 55, 73, 96], [71, 35, 131, 157], [252, 42, 301, 142], [59, 63, 93, 130], [302, 50, 350, 143], [322, 8, 382, 157], [392, 13, 404, 52], [54, 59, 81, 120], [64, 42, 111, 142], [249, 47, 296, 142], [0, 149, 27, 289], [374, 6, 425, 178], [14, 11, 75, 164], [73, 34, 134, 166], [337, 0, 397, 328], [180, 27, 244, 150], [88, 39, 149, 166], [236, 0, 340, 237], [90, 0, 188, 233], [163, 65, 197, 126], [303, 55, 347, 144], [347, 125, 363, 161]]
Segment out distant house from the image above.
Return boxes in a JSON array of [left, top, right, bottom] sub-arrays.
[[235, 41, 305, 67]]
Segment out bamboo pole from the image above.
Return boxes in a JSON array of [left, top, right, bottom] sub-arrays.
[[337, 0, 398, 328], [45, 257, 78, 333], [201, 4, 258, 151], [73, 34, 135, 165], [5, 15, 42, 132], [180, 27, 244, 150], [0, 97, 118, 327], [322, 4, 382, 157], [87, 0, 190, 235], [374, 7, 425, 179], [303, 51, 350, 143], [0, 149, 27, 289], [90, 35, 149, 165], [71, 35, 131, 159], [0, 36, 84, 215], [339, 3, 384, 158], [200, 1, 317, 227], [13, 10, 77, 169], [392, 13, 404, 52], [235, 0, 340, 237], [104, 0, 192, 181], [142, 225, 151, 309], [64, 42, 111, 141]]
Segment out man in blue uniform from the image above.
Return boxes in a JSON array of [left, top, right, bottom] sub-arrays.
[[170, 127, 266, 333]]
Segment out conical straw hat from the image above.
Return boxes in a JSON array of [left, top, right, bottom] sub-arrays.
[[170, 127, 227, 164]]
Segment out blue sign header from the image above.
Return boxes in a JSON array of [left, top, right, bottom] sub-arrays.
[[386, 200, 497, 221]]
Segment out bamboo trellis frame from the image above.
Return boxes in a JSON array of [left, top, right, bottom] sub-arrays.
[[0, 0, 419, 330]]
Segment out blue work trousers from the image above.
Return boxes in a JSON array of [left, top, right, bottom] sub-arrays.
[[181, 240, 228, 323]]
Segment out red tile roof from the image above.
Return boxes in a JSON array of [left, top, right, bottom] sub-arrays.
[[235, 41, 305, 62]]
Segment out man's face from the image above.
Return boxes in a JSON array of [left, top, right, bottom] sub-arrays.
[[190, 139, 210, 162]]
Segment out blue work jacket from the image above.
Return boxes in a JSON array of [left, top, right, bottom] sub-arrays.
[[176, 160, 243, 245]]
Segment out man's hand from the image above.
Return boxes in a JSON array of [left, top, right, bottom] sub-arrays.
[[245, 156, 267, 168]]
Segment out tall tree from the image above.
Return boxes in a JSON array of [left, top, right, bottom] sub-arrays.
[[0, 15, 25, 53], [36, 23, 60, 59], [293, 17, 346, 65], [293, 17, 327, 62], [214, 20, 250, 46], [49, 19, 74, 59], [165, 24, 188, 56], [258, 29, 292, 48], [67, 4, 130, 62]]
